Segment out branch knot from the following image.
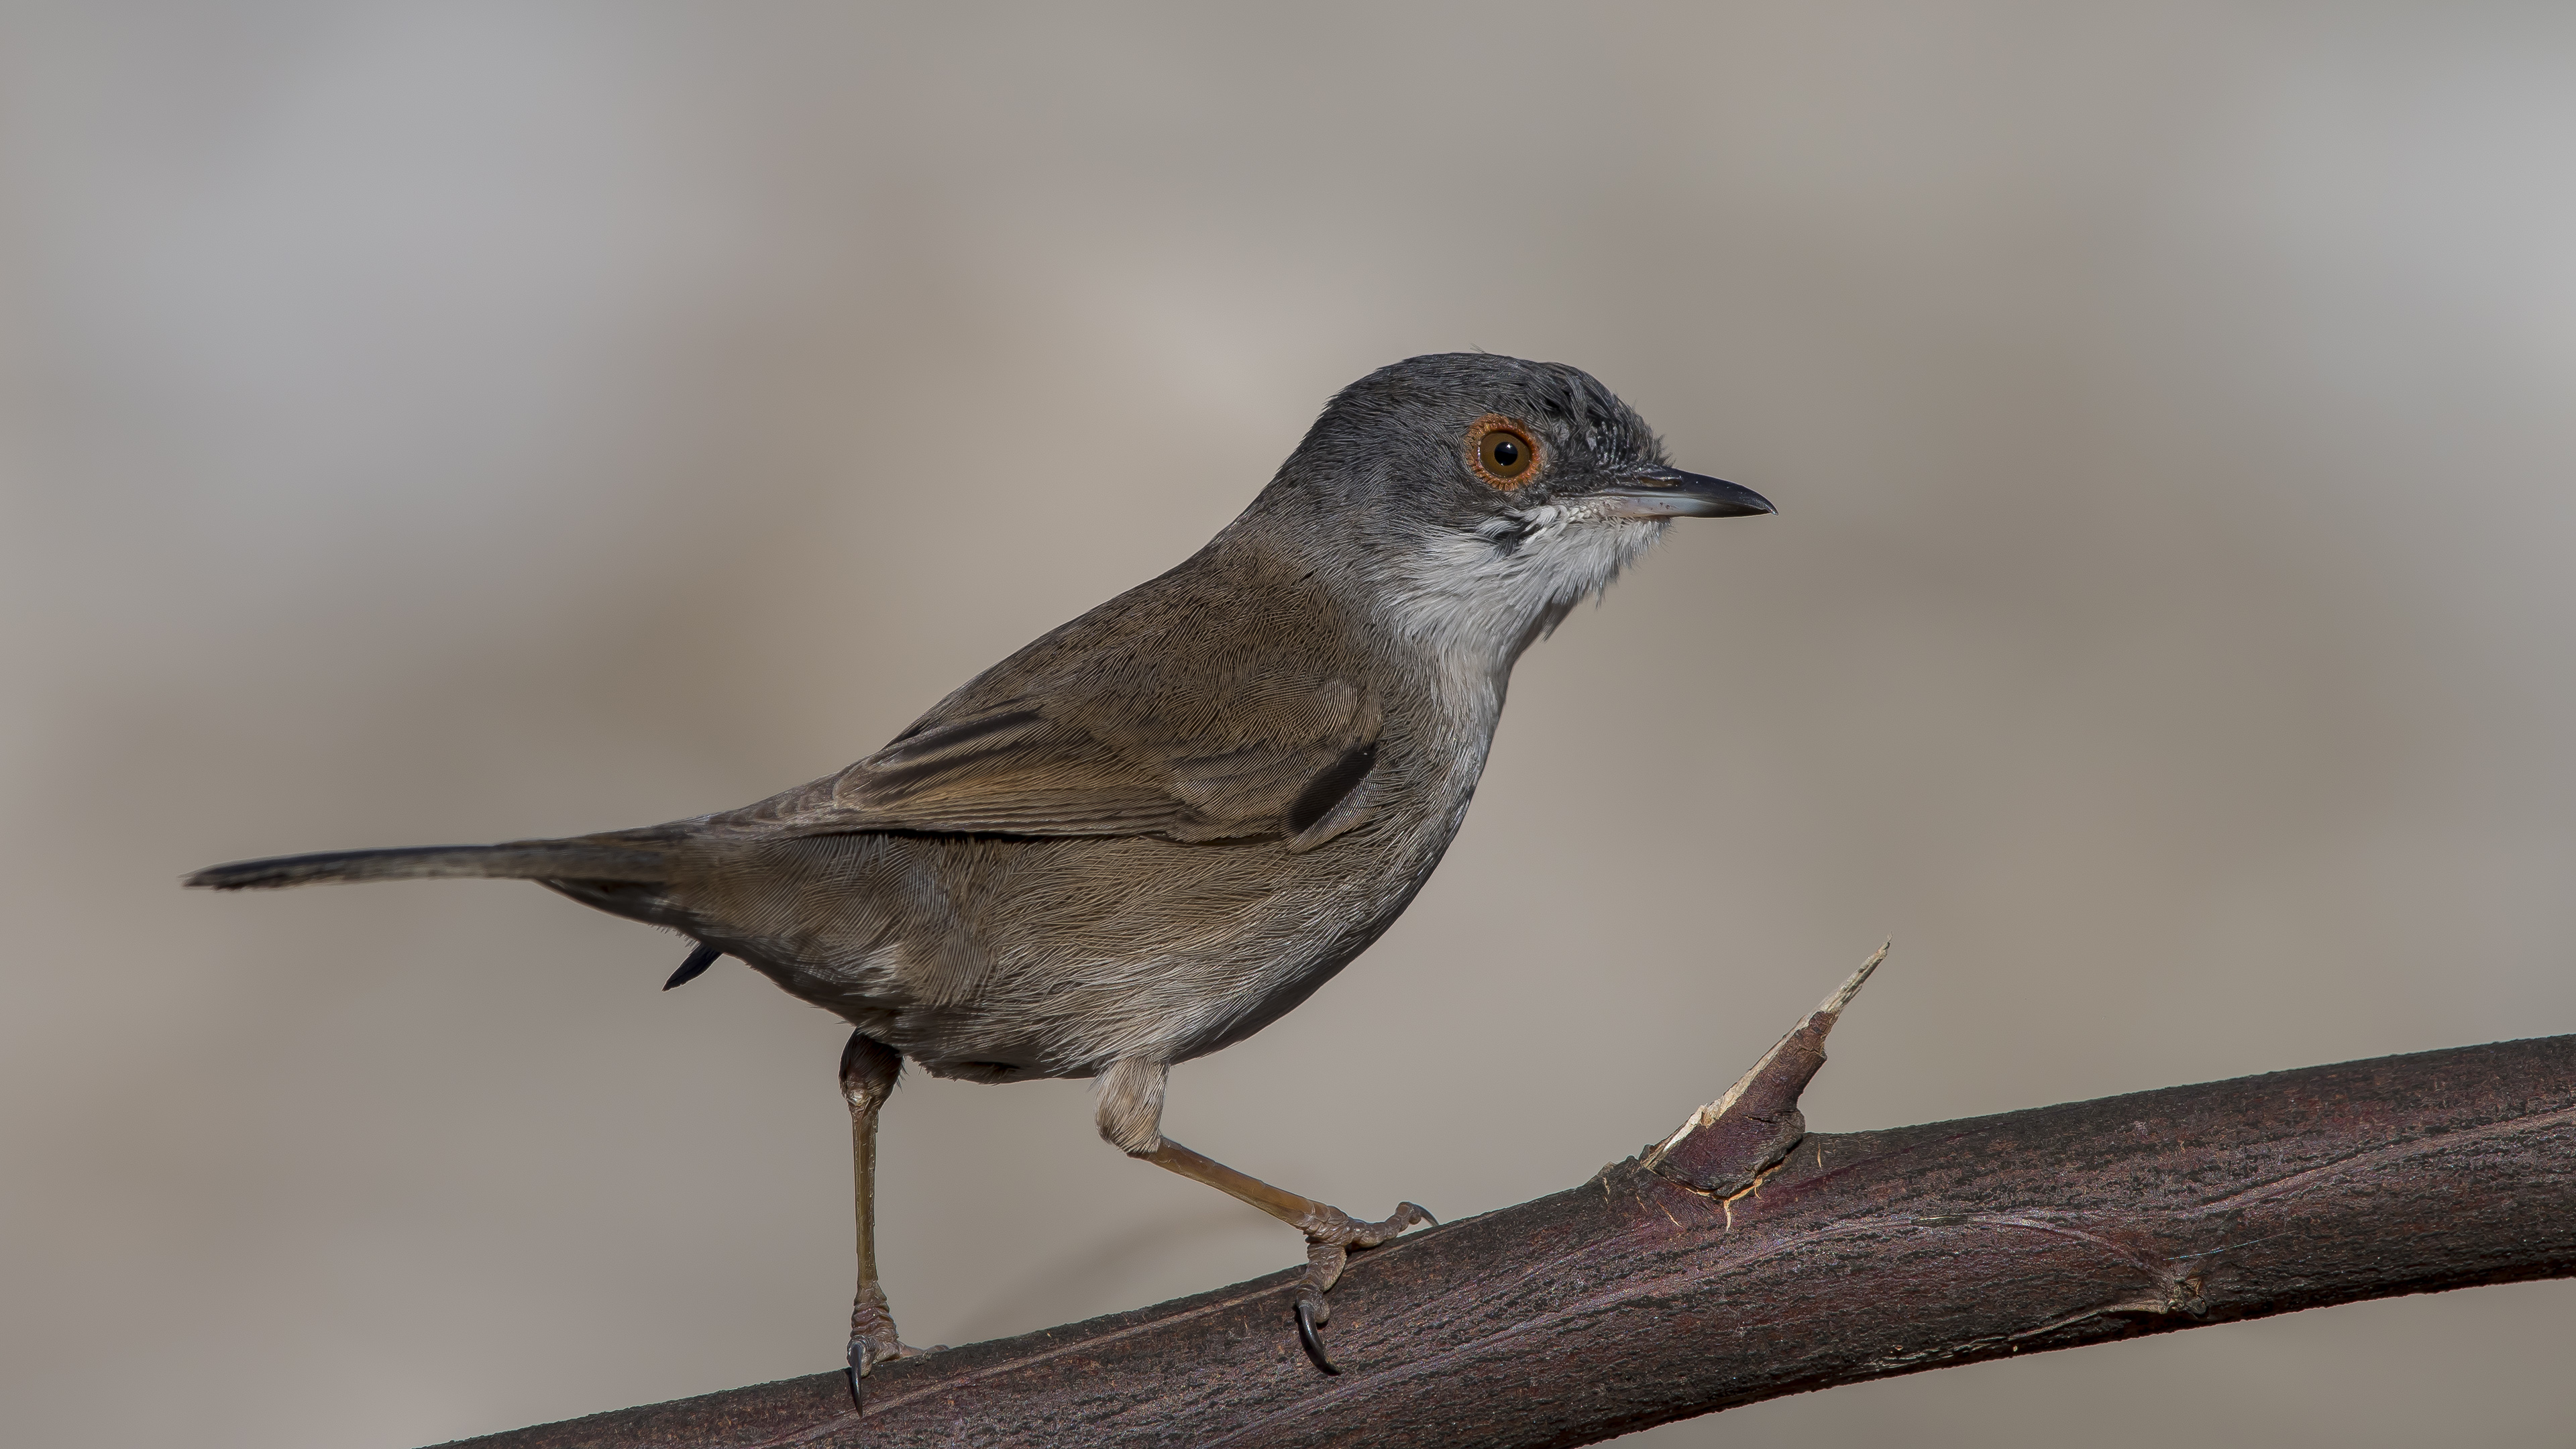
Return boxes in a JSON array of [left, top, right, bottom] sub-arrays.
[[1642, 944, 1886, 1197]]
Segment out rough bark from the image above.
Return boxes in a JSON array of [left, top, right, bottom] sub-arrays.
[[444, 964, 2576, 1449]]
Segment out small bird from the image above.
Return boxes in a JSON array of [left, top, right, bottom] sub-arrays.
[[189, 353, 1773, 1378]]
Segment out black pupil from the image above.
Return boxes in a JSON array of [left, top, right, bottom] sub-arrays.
[[1492, 438, 1520, 467]]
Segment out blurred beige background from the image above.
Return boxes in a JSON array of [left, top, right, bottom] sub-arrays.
[[5, 3, 2573, 1446]]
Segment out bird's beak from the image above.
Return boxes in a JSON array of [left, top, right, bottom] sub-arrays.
[[1595, 466, 1776, 519]]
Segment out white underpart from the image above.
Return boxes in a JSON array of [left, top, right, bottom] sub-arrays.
[[1387, 499, 1669, 716]]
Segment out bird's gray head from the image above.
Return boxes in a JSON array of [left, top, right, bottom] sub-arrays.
[[1247, 353, 1773, 664]]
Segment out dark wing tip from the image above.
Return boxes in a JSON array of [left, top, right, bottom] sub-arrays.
[[664, 943, 722, 989]]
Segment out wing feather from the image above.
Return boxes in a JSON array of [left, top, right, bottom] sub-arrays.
[[743, 684, 1381, 844], [714, 547, 1388, 847]]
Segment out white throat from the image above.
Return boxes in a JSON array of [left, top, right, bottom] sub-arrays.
[[1387, 501, 1668, 701]]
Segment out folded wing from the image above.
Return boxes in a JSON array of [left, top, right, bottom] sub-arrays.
[[735, 678, 1383, 849]]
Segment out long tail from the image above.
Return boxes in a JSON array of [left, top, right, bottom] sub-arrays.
[[184, 838, 670, 890]]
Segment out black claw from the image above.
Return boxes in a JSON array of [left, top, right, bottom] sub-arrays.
[[845, 1338, 871, 1407], [1294, 1299, 1340, 1375], [664, 942, 720, 990]]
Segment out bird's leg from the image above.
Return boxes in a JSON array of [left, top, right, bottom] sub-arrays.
[[1094, 1059, 1432, 1373], [839, 1031, 909, 1380]]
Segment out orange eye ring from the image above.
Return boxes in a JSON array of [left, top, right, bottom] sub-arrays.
[[1466, 415, 1540, 488]]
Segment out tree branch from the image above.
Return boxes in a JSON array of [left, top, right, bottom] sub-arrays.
[[446, 956, 2576, 1449]]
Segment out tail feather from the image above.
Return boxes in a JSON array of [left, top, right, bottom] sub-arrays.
[[184, 841, 669, 891]]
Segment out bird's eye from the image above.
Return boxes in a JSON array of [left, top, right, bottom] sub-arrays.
[[1468, 417, 1540, 488]]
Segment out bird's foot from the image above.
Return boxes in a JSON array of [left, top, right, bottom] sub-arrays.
[[1291, 1201, 1435, 1374], [846, 1283, 916, 1380]]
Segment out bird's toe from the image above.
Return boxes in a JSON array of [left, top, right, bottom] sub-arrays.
[[1286, 1199, 1436, 1373]]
